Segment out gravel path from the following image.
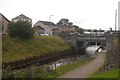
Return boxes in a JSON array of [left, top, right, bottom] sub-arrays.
[[58, 53, 106, 78]]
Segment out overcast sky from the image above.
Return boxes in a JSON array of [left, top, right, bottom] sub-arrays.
[[0, 0, 120, 30]]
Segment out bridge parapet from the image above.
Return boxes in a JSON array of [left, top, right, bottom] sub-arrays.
[[76, 36, 106, 42]]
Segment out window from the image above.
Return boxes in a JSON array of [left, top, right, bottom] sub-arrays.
[[13, 19, 18, 22]]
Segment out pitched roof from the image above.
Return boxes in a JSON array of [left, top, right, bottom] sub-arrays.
[[12, 14, 31, 20], [38, 21, 56, 26], [33, 26, 45, 30], [51, 27, 59, 30], [0, 13, 10, 22], [58, 25, 74, 28]]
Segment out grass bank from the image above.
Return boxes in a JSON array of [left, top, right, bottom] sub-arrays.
[[2, 35, 71, 63], [90, 68, 119, 78]]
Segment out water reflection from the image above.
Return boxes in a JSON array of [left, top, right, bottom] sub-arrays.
[[86, 45, 100, 56], [98, 48, 106, 52], [86, 45, 106, 56]]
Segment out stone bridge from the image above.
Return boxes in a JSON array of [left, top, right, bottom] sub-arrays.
[[58, 31, 118, 54]]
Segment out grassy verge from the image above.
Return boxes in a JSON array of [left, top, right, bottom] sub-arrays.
[[2, 35, 71, 63], [90, 68, 119, 78]]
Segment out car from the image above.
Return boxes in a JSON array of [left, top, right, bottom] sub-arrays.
[[70, 33, 75, 35], [76, 33, 83, 37], [40, 33, 49, 36]]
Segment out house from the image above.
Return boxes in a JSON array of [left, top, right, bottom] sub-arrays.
[[33, 21, 58, 36], [0, 13, 10, 34], [58, 25, 76, 33], [12, 14, 32, 23], [33, 26, 45, 35], [51, 28, 59, 36]]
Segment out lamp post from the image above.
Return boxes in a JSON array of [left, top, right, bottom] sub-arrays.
[[49, 15, 53, 22], [118, 2, 120, 31], [115, 10, 117, 31]]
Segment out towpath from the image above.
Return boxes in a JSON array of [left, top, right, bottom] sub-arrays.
[[58, 52, 106, 78]]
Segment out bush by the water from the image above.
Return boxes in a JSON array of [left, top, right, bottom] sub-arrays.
[[2, 35, 71, 63], [8, 21, 34, 40]]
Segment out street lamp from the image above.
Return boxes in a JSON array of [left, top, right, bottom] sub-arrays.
[[49, 15, 53, 22], [115, 10, 117, 31]]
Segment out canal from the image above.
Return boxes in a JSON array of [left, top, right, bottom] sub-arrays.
[[11, 44, 106, 77], [48, 44, 102, 69]]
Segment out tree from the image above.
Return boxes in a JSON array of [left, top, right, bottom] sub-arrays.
[[77, 28, 84, 34], [8, 21, 34, 40], [68, 22, 73, 26], [57, 18, 69, 26], [73, 25, 79, 29], [57, 18, 84, 33], [73, 25, 84, 34]]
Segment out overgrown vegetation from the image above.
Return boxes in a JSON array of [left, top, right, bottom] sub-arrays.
[[113, 38, 120, 47], [8, 21, 34, 40], [2, 35, 71, 63]]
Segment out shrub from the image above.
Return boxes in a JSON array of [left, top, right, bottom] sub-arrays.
[[8, 21, 34, 40]]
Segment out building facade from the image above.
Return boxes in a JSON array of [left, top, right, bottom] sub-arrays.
[[12, 14, 32, 23], [0, 13, 10, 34], [33, 21, 58, 36], [58, 26, 76, 33], [33, 26, 45, 35]]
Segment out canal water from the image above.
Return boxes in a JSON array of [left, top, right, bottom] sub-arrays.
[[86, 45, 100, 56]]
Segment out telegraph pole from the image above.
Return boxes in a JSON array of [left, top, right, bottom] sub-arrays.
[[115, 10, 117, 31]]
